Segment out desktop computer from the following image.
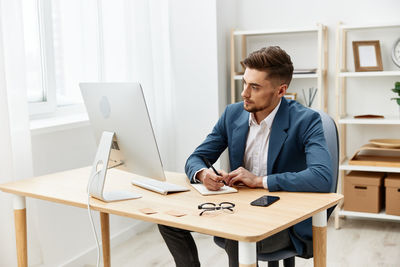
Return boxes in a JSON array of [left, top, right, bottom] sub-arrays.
[[80, 82, 189, 201]]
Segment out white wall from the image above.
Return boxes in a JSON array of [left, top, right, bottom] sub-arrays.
[[31, 126, 96, 175], [168, 0, 237, 172], [168, 0, 221, 171], [215, 0, 237, 170], [29, 126, 143, 266], [216, 0, 236, 113]]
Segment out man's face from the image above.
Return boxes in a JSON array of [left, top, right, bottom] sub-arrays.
[[241, 68, 286, 114]]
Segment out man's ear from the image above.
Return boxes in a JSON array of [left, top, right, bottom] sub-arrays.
[[277, 84, 288, 97]]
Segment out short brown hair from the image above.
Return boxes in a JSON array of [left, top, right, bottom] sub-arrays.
[[242, 46, 294, 86]]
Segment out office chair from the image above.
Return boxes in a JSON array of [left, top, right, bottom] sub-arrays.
[[213, 110, 339, 267]]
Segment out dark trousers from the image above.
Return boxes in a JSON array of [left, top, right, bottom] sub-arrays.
[[158, 224, 294, 267]]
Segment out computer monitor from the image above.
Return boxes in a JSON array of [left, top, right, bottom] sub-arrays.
[[80, 82, 166, 201]]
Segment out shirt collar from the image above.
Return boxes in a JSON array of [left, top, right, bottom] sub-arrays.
[[248, 99, 282, 128]]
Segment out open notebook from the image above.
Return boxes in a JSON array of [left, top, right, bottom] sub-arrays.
[[191, 183, 238, 196]]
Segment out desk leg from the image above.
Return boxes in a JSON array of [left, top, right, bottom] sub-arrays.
[[100, 212, 111, 267], [238, 241, 256, 267], [13, 195, 27, 267], [312, 210, 327, 267]]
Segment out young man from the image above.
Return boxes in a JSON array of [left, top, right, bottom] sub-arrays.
[[158, 46, 332, 267]]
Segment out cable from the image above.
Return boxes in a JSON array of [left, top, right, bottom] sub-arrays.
[[86, 160, 122, 266], [87, 169, 102, 267]]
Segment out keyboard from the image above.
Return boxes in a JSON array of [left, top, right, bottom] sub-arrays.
[[131, 177, 190, 195]]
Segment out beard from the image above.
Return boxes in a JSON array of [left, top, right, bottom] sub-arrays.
[[243, 101, 270, 113]]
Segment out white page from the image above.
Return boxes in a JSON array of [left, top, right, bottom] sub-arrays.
[[358, 45, 377, 67], [191, 183, 238, 195]]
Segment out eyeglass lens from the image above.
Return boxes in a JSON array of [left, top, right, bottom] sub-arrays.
[[198, 202, 235, 216]]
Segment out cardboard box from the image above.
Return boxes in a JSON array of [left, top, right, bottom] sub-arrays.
[[344, 171, 384, 213], [385, 173, 400, 216]]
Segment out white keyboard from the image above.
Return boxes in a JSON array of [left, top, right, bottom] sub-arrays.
[[131, 177, 190, 195]]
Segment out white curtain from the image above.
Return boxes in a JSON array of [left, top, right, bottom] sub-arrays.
[[100, 0, 177, 171], [0, 0, 176, 265], [147, 0, 177, 171], [0, 0, 34, 266]]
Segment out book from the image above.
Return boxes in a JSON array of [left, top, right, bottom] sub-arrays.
[[191, 183, 238, 196], [353, 114, 384, 119]]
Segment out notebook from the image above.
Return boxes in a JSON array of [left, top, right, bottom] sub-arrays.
[[191, 183, 238, 196]]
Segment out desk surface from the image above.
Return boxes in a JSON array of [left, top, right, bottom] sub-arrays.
[[0, 167, 342, 242]]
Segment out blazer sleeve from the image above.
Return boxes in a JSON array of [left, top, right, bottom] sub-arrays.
[[185, 106, 229, 181], [267, 113, 333, 193]]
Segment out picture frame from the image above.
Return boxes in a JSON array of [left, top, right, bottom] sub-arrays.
[[284, 92, 297, 100], [352, 40, 383, 72]]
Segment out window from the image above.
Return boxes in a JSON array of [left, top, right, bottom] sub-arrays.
[[22, 0, 45, 103], [22, 0, 150, 118], [23, 0, 103, 115], [52, 0, 100, 107]]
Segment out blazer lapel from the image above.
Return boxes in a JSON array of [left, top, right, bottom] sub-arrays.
[[230, 110, 249, 170], [267, 98, 290, 174]]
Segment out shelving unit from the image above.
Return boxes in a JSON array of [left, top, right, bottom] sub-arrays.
[[230, 24, 328, 111], [335, 22, 400, 228]]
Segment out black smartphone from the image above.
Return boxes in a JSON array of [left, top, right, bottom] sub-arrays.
[[250, 195, 280, 207]]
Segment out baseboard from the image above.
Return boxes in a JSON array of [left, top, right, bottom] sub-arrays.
[[60, 220, 153, 267]]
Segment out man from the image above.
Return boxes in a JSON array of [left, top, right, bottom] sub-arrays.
[[158, 46, 332, 267]]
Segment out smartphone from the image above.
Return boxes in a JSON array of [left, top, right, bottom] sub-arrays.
[[250, 195, 280, 207]]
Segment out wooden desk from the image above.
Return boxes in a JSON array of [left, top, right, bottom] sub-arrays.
[[0, 167, 342, 267]]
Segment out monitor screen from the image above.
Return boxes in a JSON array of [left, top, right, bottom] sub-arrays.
[[80, 82, 166, 181]]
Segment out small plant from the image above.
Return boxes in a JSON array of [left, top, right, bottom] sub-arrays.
[[392, 81, 400, 106]]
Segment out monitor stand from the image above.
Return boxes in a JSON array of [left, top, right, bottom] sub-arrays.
[[88, 131, 142, 202]]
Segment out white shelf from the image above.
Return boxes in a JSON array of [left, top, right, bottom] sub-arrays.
[[338, 71, 400, 77], [339, 210, 400, 222], [340, 23, 400, 31], [233, 27, 318, 36], [233, 73, 318, 80], [338, 116, 400, 125], [293, 73, 318, 79], [339, 158, 400, 173]]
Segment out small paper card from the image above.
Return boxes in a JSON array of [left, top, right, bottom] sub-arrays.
[[139, 208, 157, 215], [165, 210, 187, 217]]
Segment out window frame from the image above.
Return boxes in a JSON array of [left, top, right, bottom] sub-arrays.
[[28, 0, 57, 116], [28, 0, 105, 118]]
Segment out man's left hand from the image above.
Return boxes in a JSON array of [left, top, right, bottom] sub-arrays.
[[228, 167, 263, 188]]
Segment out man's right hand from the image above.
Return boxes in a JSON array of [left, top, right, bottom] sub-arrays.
[[196, 169, 226, 191]]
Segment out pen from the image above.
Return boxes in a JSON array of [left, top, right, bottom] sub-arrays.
[[200, 156, 227, 185]]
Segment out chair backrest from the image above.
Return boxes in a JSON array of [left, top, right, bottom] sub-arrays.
[[313, 109, 339, 195]]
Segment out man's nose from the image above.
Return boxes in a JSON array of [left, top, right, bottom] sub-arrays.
[[241, 85, 250, 98]]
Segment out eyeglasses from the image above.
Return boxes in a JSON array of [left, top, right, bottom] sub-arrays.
[[198, 202, 235, 216]]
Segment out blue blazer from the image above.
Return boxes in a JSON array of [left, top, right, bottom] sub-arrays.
[[185, 97, 332, 256]]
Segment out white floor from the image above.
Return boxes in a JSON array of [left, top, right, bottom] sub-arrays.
[[107, 216, 400, 267]]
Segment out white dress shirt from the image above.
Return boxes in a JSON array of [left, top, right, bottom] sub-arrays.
[[243, 100, 281, 189], [193, 100, 281, 189]]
